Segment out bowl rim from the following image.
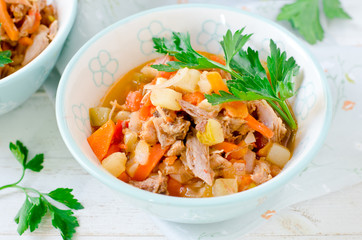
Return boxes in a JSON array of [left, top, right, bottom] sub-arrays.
[[0, 0, 78, 86], [56, 3, 332, 207]]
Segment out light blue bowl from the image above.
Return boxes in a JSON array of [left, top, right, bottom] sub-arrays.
[[0, 0, 77, 115], [56, 4, 332, 223]]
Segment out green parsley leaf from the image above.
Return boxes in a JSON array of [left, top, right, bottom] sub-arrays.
[[277, 0, 323, 44], [220, 28, 252, 67], [25, 153, 44, 172], [323, 0, 351, 19], [28, 197, 47, 232], [204, 90, 241, 105], [48, 204, 79, 240], [48, 188, 84, 210], [152, 32, 226, 72], [14, 197, 33, 235], [9, 141, 28, 166], [0, 50, 12, 67], [267, 40, 299, 101]]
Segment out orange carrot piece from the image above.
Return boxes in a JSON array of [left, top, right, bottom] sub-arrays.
[[104, 144, 121, 159], [207, 72, 229, 94], [125, 91, 142, 112], [213, 142, 238, 152], [209, 54, 226, 66], [87, 120, 116, 160], [18, 37, 33, 46], [118, 171, 130, 183], [223, 101, 248, 118], [27, 9, 41, 34], [239, 174, 253, 191], [245, 114, 274, 139], [139, 93, 155, 121], [228, 147, 248, 160], [167, 177, 186, 197], [182, 92, 205, 105], [156, 71, 174, 79], [164, 156, 177, 165], [132, 144, 169, 181], [0, 0, 19, 41]]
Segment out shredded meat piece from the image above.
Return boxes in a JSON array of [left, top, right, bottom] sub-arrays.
[[179, 99, 217, 131], [47, 20, 58, 41], [159, 160, 194, 184], [185, 133, 214, 186], [22, 25, 49, 65], [5, 0, 31, 7], [217, 115, 246, 141], [248, 100, 287, 142], [251, 160, 272, 185], [165, 140, 185, 157], [129, 172, 168, 194], [210, 153, 232, 170], [153, 116, 190, 148], [128, 111, 142, 134], [10, 3, 28, 22], [140, 117, 158, 145]]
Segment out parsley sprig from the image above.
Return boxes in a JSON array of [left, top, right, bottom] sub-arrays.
[[277, 0, 351, 44], [0, 141, 83, 240], [151, 29, 299, 129]]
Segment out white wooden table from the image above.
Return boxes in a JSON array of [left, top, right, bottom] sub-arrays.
[[1, 0, 362, 239], [1, 92, 362, 239]]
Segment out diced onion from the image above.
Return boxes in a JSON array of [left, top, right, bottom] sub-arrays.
[[244, 131, 256, 144]]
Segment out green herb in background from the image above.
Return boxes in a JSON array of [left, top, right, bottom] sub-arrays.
[[151, 29, 299, 129], [277, 0, 351, 44], [0, 141, 83, 240]]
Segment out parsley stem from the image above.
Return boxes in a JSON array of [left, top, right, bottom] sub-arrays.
[[0, 168, 26, 191], [280, 101, 297, 129]]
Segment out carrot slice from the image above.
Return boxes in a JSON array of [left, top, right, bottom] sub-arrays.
[[0, 0, 19, 41], [182, 92, 205, 105], [118, 172, 130, 183], [87, 120, 116, 160], [213, 142, 238, 152], [132, 144, 169, 181], [27, 9, 41, 34], [125, 91, 142, 112], [104, 144, 121, 159], [245, 114, 274, 139], [223, 101, 248, 118], [167, 177, 186, 197], [18, 37, 33, 46], [206, 72, 229, 94]]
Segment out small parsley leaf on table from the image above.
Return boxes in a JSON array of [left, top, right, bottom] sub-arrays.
[[277, 0, 351, 44], [0, 140, 83, 240]]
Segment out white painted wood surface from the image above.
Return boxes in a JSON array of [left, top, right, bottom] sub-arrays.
[[0, 93, 362, 240]]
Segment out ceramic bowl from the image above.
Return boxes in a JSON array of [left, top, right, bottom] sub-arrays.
[[0, 0, 77, 115], [56, 4, 332, 223]]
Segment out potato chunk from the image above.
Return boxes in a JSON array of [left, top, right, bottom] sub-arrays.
[[212, 178, 238, 196], [266, 143, 291, 167], [102, 152, 127, 177], [150, 88, 182, 111], [197, 119, 224, 146], [172, 68, 201, 92]]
